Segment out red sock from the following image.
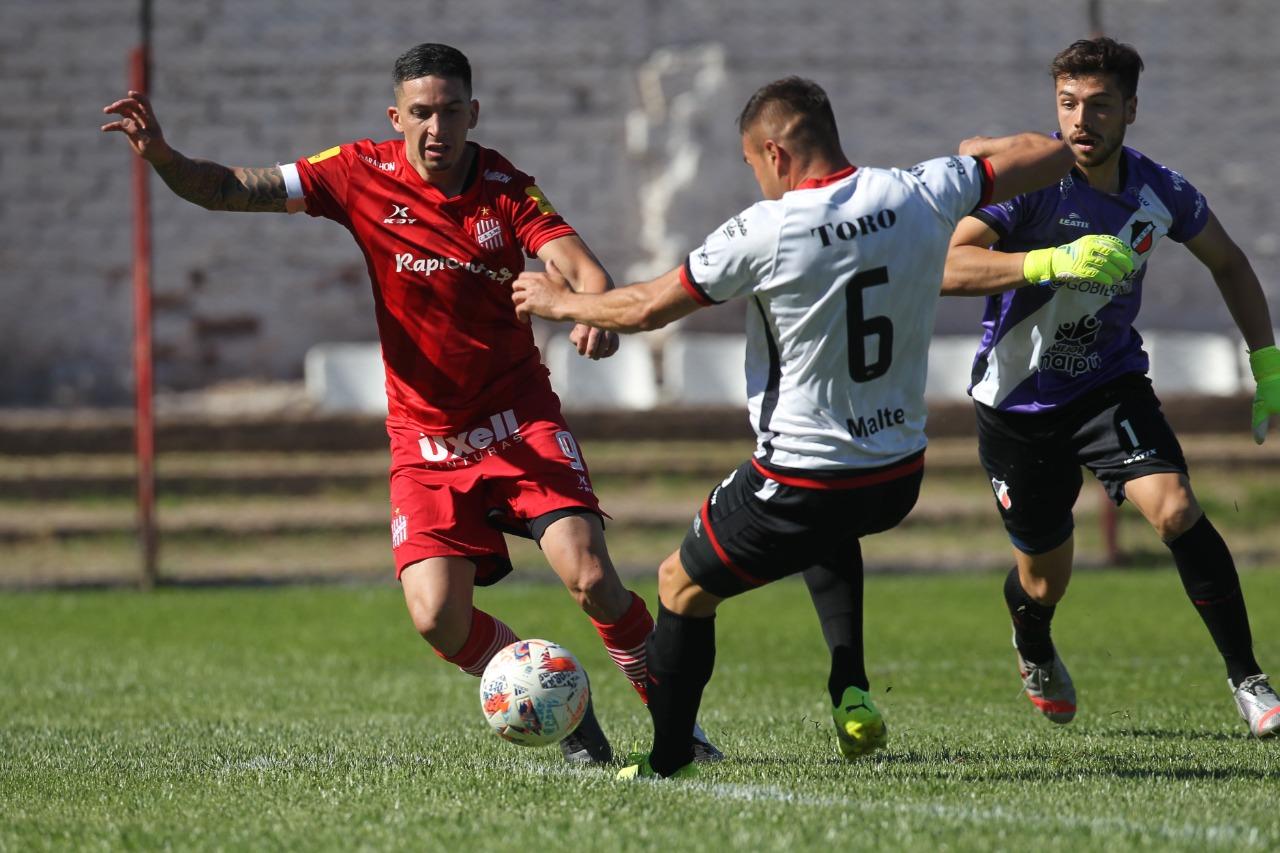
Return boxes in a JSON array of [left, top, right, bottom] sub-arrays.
[[435, 608, 519, 677], [591, 590, 654, 703]]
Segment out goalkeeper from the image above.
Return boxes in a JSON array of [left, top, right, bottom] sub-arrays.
[[942, 36, 1280, 738]]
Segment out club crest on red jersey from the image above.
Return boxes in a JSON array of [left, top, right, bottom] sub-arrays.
[[474, 207, 505, 250]]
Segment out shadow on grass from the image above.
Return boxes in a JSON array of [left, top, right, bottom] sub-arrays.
[[1109, 727, 1242, 742], [842, 745, 1276, 782], [726, 751, 1275, 784]]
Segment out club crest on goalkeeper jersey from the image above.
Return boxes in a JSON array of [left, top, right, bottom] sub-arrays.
[[680, 156, 993, 472], [281, 140, 576, 431], [968, 146, 1210, 413]]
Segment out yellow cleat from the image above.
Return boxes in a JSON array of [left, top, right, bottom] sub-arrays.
[[832, 686, 887, 759], [616, 751, 699, 780]]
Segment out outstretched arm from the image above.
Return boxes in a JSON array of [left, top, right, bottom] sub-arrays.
[[941, 217, 1022, 296], [944, 132, 1133, 298], [535, 235, 619, 359], [513, 265, 701, 333], [101, 90, 298, 213], [958, 132, 1073, 206]]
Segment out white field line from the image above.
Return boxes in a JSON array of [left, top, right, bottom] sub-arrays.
[[697, 782, 1268, 848], [212, 755, 1271, 848]]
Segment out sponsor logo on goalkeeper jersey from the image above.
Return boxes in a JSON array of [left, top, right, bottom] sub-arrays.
[[395, 252, 513, 283], [1039, 314, 1102, 377], [417, 409, 524, 468], [1058, 212, 1091, 229], [483, 169, 512, 183], [1053, 277, 1134, 297]]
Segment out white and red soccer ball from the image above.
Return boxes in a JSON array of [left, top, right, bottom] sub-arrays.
[[480, 639, 590, 747]]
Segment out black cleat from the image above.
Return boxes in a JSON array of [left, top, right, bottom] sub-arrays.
[[560, 697, 613, 765], [691, 722, 724, 762]]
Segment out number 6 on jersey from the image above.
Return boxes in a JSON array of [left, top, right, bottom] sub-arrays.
[[846, 266, 893, 383]]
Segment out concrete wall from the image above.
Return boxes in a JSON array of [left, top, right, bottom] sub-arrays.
[[2, 0, 1277, 404]]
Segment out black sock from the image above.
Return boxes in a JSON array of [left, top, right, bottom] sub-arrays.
[[1167, 515, 1260, 686], [803, 549, 867, 705], [1004, 567, 1056, 664], [645, 603, 715, 777]]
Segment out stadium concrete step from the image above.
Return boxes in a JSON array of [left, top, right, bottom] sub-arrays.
[[2, 434, 1275, 498], [0, 488, 1025, 543], [0, 394, 1260, 455]]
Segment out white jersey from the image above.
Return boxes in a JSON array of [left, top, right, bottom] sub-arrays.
[[679, 157, 992, 473]]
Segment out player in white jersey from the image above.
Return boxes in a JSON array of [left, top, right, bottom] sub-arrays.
[[513, 77, 1084, 778]]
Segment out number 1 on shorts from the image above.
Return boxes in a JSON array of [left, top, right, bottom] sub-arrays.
[[1119, 418, 1139, 448]]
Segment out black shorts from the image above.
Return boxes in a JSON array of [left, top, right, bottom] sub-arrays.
[[975, 372, 1188, 554], [679, 453, 924, 599]]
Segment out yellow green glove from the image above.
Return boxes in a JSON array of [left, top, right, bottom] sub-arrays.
[[1249, 345, 1280, 444], [1022, 234, 1135, 287]]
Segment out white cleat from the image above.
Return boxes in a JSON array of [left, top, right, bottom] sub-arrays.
[[1014, 632, 1076, 724], [1231, 674, 1280, 738]]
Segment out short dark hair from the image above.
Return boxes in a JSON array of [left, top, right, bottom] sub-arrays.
[[393, 43, 472, 94], [737, 76, 841, 153], [1051, 37, 1143, 100]]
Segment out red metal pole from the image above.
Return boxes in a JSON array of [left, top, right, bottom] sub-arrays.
[[131, 23, 158, 588]]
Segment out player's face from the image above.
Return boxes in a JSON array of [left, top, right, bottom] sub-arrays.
[[742, 129, 784, 200], [1055, 73, 1136, 168], [389, 75, 479, 173]]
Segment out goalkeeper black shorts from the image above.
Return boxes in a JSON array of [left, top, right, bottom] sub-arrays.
[[975, 371, 1188, 555]]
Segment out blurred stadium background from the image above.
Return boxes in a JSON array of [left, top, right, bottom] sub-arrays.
[[1, 0, 1278, 586]]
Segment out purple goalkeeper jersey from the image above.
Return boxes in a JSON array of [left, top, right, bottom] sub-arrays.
[[968, 145, 1210, 412]]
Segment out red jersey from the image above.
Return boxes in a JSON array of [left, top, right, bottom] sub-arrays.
[[289, 140, 576, 430]]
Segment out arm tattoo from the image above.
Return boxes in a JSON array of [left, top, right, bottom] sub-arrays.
[[153, 153, 289, 213]]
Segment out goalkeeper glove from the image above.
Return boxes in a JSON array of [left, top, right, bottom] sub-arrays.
[[1249, 345, 1280, 444], [1023, 234, 1135, 287]]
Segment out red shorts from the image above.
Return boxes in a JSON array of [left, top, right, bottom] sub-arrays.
[[385, 386, 602, 583]]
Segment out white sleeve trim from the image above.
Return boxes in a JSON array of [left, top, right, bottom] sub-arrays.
[[279, 163, 304, 200]]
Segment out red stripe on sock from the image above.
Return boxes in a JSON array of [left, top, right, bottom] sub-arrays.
[[592, 591, 654, 702], [437, 609, 519, 677], [591, 591, 654, 649]]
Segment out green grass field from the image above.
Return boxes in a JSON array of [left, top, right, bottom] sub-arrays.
[[3, 570, 1279, 851]]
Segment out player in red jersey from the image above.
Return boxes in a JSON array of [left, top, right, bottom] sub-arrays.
[[102, 42, 720, 764]]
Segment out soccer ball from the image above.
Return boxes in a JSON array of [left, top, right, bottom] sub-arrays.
[[479, 639, 590, 747]]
